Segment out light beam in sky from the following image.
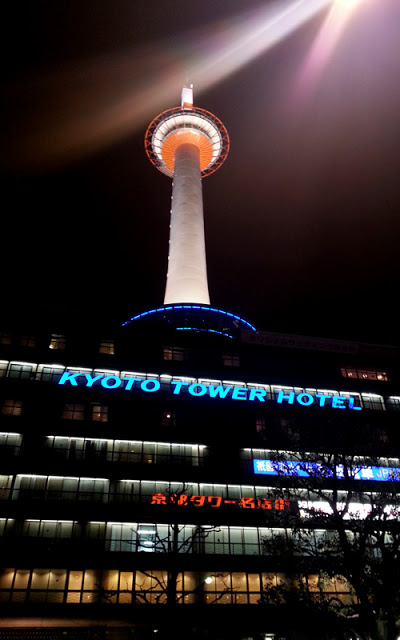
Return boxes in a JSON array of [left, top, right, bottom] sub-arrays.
[[297, 0, 368, 95], [4, 0, 332, 171]]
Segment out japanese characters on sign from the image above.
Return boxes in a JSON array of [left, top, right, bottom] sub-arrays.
[[254, 459, 400, 482], [150, 493, 290, 510]]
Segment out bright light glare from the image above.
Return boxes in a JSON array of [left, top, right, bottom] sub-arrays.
[[298, 0, 367, 92], [6, 0, 331, 170]]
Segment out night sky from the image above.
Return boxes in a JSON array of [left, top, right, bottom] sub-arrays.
[[2, 0, 400, 344]]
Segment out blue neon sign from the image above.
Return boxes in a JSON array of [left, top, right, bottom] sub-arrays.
[[57, 371, 362, 410], [253, 459, 400, 482], [122, 305, 257, 332]]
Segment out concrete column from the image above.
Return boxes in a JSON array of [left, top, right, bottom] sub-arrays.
[[164, 143, 210, 305]]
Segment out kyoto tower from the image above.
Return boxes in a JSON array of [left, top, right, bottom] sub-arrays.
[[145, 85, 229, 305], [123, 87, 256, 337]]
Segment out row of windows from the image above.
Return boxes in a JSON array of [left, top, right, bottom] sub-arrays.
[[0, 334, 239, 367], [0, 433, 207, 466], [163, 347, 240, 367], [1, 399, 110, 422], [45, 436, 205, 466], [2, 400, 179, 429], [1, 401, 390, 424], [241, 448, 400, 470], [0, 516, 389, 558], [1, 361, 395, 413], [0, 520, 307, 556], [0, 360, 378, 401], [1, 329, 394, 379], [1, 334, 390, 380], [341, 367, 388, 381], [0, 568, 354, 605], [2, 432, 398, 474], [0, 476, 292, 504], [0, 333, 115, 354], [0, 475, 383, 505]]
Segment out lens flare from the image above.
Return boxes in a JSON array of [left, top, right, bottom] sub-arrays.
[[297, 0, 367, 94], [4, 0, 331, 171]]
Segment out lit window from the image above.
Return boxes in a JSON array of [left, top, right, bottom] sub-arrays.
[[161, 410, 176, 427], [256, 418, 266, 433], [341, 367, 388, 382], [20, 335, 36, 348], [9, 363, 34, 380], [62, 404, 85, 420], [2, 400, 22, 417], [99, 340, 115, 355], [49, 334, 66, 350], [137, 525, 156, 552], [163, 346, 185, 361], [378, 430, 389, 443], [222, 353, 240, 367], [0, 333, 11, 345], [92, 404, 108, 422], [341, 368, 356, 378]]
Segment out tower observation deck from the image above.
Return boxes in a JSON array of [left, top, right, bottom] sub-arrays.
[[123, 87, 256, 338]]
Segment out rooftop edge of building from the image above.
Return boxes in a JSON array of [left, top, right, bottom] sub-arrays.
[[121, 304, 257, 341]]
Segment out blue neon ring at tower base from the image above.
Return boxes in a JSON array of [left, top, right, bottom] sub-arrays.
[[122, 304, 257, 334]]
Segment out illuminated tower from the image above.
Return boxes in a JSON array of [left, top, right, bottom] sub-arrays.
[[123, 87, 256, 338], [144, 86, 229, 305]]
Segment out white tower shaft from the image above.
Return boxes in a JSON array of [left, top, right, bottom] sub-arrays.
[[164, 143, 210, 305]]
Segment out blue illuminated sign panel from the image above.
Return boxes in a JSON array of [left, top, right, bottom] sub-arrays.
[[253, 459, 400, 482], [57, 371, 361, 410]]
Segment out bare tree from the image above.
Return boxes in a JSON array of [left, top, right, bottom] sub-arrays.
[[261, 450, 400, 640], [98, 484, 224, 606]]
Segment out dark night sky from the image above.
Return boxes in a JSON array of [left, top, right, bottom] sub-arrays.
[[2, 0, 400, 344]]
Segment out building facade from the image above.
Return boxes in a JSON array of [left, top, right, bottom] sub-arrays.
[[1, 319, 400, 639]]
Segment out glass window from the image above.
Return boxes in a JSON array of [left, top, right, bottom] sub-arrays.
[[68, 570, 83, 590], [341, 367, 389, 382], [49, 334, 66, 350], [114, 480, 140, 503], [163, 346, 185, 361], [243, 529, 259, 555], [110, 523, 136, 552], [256, 418, 266, 433], [20, 335, 36, 348], [49, 570, 66, 590], [119, 572, 133, 603], [14, 570, 30, 590], [62, 404, 85, 420], [377, 371, 388, 381], [9, 363, 35, 379], [99, 340, 115, 355], [0, 569, 14, 589], [31, 569, 50, 590], [135, 570, 167, 592], [222, 353, 240, 367], [0, 361, 8, 378], [92, 404, 108, 422], [361, 395, 385, 411], [83, 569, 99, 591], [37, 365, 65, 382], [137, 525, 156, 552], [2, 400, 22, 417]]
